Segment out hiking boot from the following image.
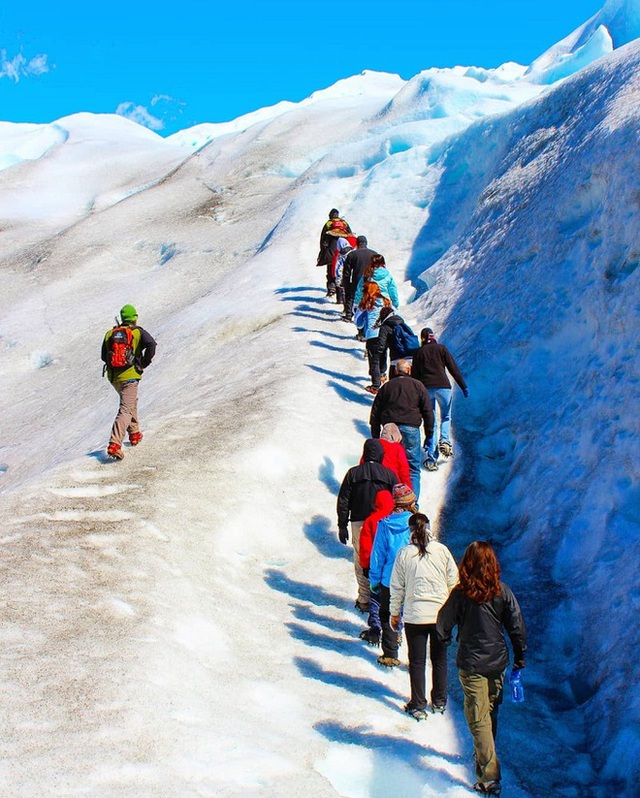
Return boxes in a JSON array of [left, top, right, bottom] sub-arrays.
[[359, 628, 381, 646], [431, 703, 446, 714], [355, 332, 365, 342], [377, 655, 400, 668], [380, 375, 388, 384], [365, 385, 379, 395], [473, 782, 501, 796], [439, 441, 453, 458], [404, 704, 428, 721], [129, 432, 143, 446], [397, 633, 403, 648], [423, 456, 438, 471], [107, 443, 124, 460], [354, 599, 369, 613], [340, 313, 353, 322]]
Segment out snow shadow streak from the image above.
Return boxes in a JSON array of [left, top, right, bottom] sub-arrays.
[[303, 513, 350, 560], [295, 656, 404, 710], [327, 380, 372, 407], [264, 568, 350, 610], [291, 604, 362, 637], [274, 286, 323, 294], [293, 327, 356, 341], [315, 720, 466, 769], [309, 340, 364, 360], [318, 457, 341, 496], [287, 622, 372, 662], [307, 364, 366, 385]]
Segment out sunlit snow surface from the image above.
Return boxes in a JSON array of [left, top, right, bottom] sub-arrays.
[[0, 5, 638, 797]]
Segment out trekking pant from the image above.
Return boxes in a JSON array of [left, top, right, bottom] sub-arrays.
[[426, 388, 453, 458], [396, 424, 422, 502], [366, 339, 387, 389], [378, 585, 398, 658], [405, 623, 448, 709], [367, 590, 381, 632], [459, 669, 504, 785], [350, 521, 370, 609], [109, 379, 140, 446]]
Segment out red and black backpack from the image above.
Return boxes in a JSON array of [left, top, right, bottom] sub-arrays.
[[107, 326, 135, 369]]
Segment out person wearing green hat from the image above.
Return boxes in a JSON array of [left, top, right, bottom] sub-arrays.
[[101, 305, 156, 460]]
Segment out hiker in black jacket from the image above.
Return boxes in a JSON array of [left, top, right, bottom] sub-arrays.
[[370, 361, 433, 502], [436, 541, 526, 796], [376, 308, 418, 379], [337, 439, 397, 612], [411, 327, 468, 471], [341, 235, 377, 321]]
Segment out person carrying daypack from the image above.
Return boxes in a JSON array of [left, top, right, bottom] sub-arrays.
[[316, 209, 353, 297], [101, 304, 156, 460], [376, 307, 420, 379], [341, 235, 378, 321]]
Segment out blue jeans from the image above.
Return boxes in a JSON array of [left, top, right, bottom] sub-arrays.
[[426, 388, 452, 459], [397, 424, 422, 501]]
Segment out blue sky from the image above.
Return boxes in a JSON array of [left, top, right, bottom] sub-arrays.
[[0, 1, 605, 136]]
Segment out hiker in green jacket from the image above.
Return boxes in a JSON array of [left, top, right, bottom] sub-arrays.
[[101, 304, 156, 460]]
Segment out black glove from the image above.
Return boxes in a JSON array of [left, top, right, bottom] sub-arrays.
[[338, 527, 349, 545], [362, 566, 370, 579], [462, 388, 469, 398], [513, 659, 525, 670]]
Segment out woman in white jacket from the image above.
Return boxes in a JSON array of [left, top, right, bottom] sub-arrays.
[[390, 513, 458, 720]]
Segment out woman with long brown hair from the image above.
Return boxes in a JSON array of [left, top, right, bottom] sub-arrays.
[[354, 282, 392, 394], [436, 542, 526, 796], [353, 253, 400, 308]]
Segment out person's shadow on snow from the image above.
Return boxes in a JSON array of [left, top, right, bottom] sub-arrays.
[[295, 656, 405, 711], [314, 720, 468, 787], [318, 459, 341, 496], [291, 604, 362, 637], [287, 622, 373, 663], [327, 379, 372, 406], [303, 514, 350, 559], [293, 327, 356, 341], [306, 364, 366, 384], [264, 568, 350, 610]]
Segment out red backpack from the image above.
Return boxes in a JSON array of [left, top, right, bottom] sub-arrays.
[[107, 326, 135, 368]]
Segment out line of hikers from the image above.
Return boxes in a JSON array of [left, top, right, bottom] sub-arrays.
[[321, 208, 527, 797]]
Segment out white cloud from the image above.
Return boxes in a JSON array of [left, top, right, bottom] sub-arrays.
[[115, 101, 164, 131], [0, 50, 50, 82]]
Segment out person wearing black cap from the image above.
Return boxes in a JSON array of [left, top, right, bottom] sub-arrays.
[[317, 209, 352, 297], [101, 304, 156, 460], [337, 439, 397, 613], [341, 235, 378, 321], [411, 327, 468, 471]]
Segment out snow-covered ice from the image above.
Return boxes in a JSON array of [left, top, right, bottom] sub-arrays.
[[0, 2, 638, 796]]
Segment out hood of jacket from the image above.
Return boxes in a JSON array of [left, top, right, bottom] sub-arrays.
[[380, 422, 402, 443], [372, 489, 395, 516], [384, 510, 412, 535], [362, 438, 384, 463]]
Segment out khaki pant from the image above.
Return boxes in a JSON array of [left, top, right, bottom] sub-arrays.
[[350, 520, 370, 608], [109, 380, 140, 446], [459, 669, 504, 785]]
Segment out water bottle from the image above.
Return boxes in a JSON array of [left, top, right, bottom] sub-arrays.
[[510, 668, 525, 703]]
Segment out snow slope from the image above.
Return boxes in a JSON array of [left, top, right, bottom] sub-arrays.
[[0, 3, 638, 796]]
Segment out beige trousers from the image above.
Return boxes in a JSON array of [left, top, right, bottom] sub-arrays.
[[109, 380, 140, 446], [459, 669, 504, 785], [350, 520, 370, 608]]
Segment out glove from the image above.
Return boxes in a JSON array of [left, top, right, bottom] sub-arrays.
[[338, 527, 349, 545], [462, 388, 469, 398], [362, 566, 370, 579], [513, 659, 525, 670], [370, 582, 381, 595]]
